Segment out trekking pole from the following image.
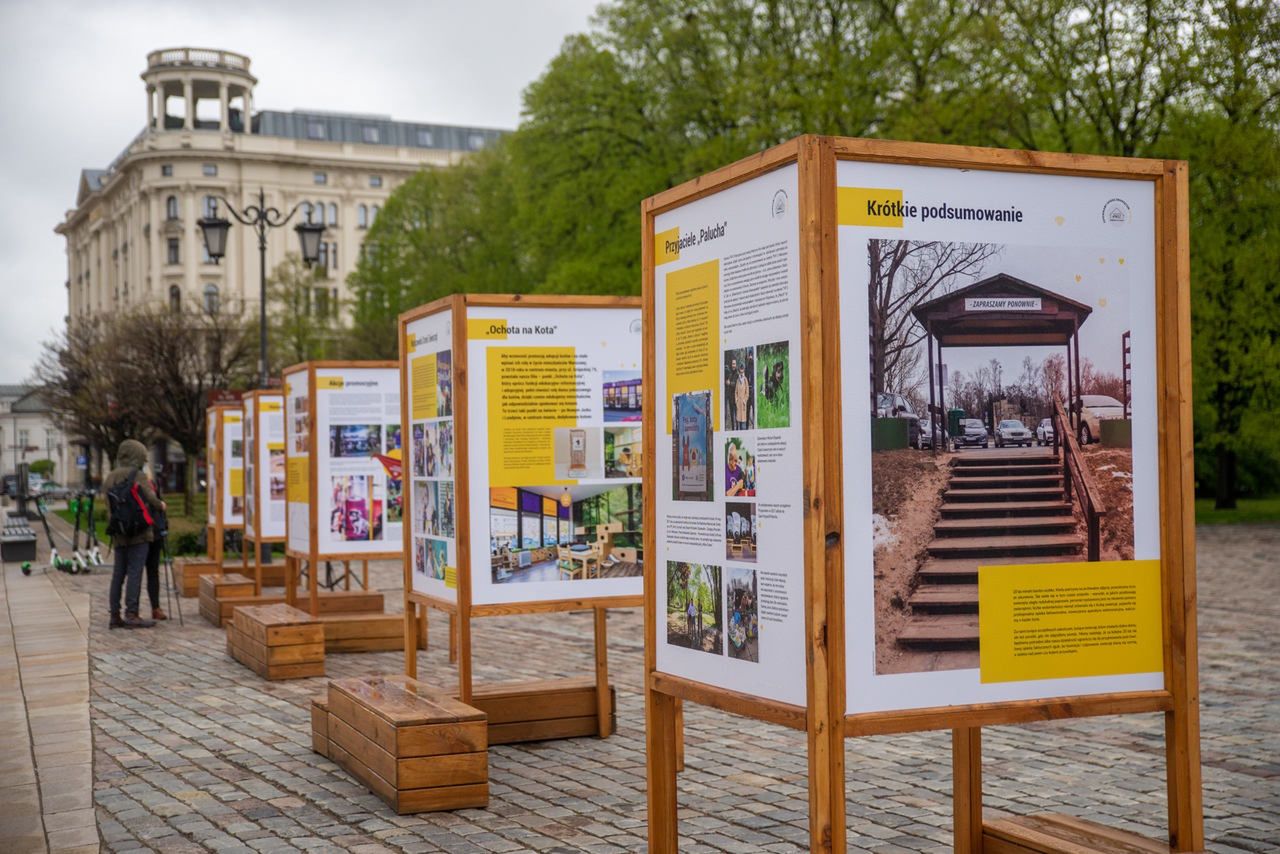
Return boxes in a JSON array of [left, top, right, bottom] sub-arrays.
[[161, 535, 184, 626]]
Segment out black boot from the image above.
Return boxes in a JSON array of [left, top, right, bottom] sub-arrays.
[[122, 612, 155, 629], [109, 613, 124, 629]]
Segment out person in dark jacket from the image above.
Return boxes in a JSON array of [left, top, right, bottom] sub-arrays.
[[103, 439, 166, 628], [143, 465, 169, 621]]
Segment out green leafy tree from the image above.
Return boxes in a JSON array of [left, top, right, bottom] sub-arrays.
[[266, 253, 343, 369]]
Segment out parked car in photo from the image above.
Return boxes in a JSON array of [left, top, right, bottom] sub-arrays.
[[1077, 394, 1126, 445], [1036, 417, 1055, 446], [875, 391, 921, 448], [953, 418, 989, 450], [37, 480, 72, 500], [995, 419, 1034, 448], [915, 418, 948, 450]]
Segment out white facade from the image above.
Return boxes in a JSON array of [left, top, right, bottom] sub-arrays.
[[0, 386, 76, 488], [56, 47, 504, 325]]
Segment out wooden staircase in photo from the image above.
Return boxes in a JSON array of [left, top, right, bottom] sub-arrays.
[[898, 450, 1083, 650]]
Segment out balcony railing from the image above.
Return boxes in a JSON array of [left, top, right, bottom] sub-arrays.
[[147, 48, 251, 73]]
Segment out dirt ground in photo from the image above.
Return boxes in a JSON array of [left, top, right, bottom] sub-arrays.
[[1082, 445, 1136, 560], [869, 450, 965, 674]]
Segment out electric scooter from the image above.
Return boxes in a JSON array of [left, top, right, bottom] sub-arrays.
[[80, 490, 105, 568], [27, 495, 79, 575]]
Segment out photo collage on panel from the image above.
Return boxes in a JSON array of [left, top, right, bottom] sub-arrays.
[[411, 349, 455, 585]]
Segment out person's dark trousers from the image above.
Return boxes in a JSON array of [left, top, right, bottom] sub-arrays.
[[145, 539, 162, 611], [109, 542, 150, 617]]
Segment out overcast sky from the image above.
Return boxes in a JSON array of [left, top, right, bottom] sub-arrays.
[[0, 0, 599, 384]]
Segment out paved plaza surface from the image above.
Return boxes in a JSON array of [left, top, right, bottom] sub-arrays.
[[1, 520, 1276, 853]]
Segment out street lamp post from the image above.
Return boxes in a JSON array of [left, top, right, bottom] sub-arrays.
[[198, 188, 325, 388]]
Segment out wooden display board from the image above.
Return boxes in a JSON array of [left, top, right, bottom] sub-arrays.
[[240, 390, 287, 594], [282, 361, 403, 616], [204, 403, 245, 564], [399, 294, 643, 743], [642, 136, 1201, 852]]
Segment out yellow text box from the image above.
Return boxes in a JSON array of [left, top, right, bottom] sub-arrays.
[[318, 376, 344, 390], [411, 353, 438, 421], [229, 468, 244, 498], [979, 560, 1163, 683], [487, 346, 576, 486], [287, 457, 309, 504], [665, 259, 719, 432], [837, 187, 905, 227], [655, 227, 680, 266]]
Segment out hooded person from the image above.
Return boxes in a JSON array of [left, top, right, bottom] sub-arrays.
[[103, 439, 166, 628]]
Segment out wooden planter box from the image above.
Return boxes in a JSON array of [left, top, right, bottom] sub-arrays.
[[176, 559, 221, 598], [469, 677, 615, 745], [200, 573, 255, 624], [326, 675, 488, 814], [311, 695, 330, 758], [984, 813, 1183, 853], [202, 572, 386, 628], [225, 603, 324, 680]]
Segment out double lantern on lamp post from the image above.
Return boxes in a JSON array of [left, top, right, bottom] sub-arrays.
[[197, 188, 326, 388]]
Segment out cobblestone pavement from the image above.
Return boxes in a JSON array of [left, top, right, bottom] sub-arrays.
[[20, 523, 1280, 852]]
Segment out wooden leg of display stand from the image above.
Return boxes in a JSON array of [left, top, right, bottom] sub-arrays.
[[284, 556, 295, 608], [674, 699, 685, 772], [404, 601, 418, 679], [645, 688, 680, 851], [362, 560, 369, 589], [448, 612, 457, 664], [242, 542, 252, 594], [344, 560, 351, 590], [952, 727, 983, 854], [309, 558, 319, 617], [593, 607, 611, 738], [416, 603, 428, 650]]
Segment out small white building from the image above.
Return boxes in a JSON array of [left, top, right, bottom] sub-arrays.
[[0, 385, 76, 490]]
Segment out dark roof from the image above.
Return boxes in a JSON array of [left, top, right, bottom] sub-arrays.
[[912, 273, 1094, 348], [0, 384, 31, 398], [11, 390, 50, 413], [253, 110, 506, 152]]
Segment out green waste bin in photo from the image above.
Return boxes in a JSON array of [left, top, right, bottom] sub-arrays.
[[948, 409, 965, 444]]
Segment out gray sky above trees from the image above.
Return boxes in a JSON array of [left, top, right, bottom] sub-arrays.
[[0, 0, 597, 383]]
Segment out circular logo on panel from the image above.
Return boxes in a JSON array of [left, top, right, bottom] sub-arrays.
[[772, 189, 788, 219], [1102, 198, 1131, 227]]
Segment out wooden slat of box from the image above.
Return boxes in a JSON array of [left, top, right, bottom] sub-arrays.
[[234, 604, 324, 646], [226, 605, 324, 681], [310, 695, 330, 757], [984, 814, 1179, 854], [465, 677, 616, 744], [199, 573, 256, 625], [177, 559, 220, 597], [325, 676, 488, 814]]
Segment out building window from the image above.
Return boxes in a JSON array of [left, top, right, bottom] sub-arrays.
[[203, 283, 219, 313], [330, 242, 338, 270], [167, 238, 180, 265], [165, 195, 178, 220], [318, 242, 328, 269], [203, 195, 218, 217], [161, 164, 173, 177], [202, 163, 217, 177], [314, 287, 330, 318], [371, 204, 380, 224], [306, 120, 325, 140], [369, 175, 382, 189], [313, 171, 327, 185], [302, 202, 313, 224], [469, 134, 485, 150], [327, 202, 338, 226], [357, 204, 368, 228], [18, 429, 29, 449], [169, 285, 181, 313], [416, 129, 433, 147], [361, 126, 380, 144]]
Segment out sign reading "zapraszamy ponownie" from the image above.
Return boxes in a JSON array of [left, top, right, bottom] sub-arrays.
[[964, 297, 1042, 312]]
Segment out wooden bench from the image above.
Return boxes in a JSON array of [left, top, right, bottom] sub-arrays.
[[468, 676, 615, 745], [325, 676, 488, 814], [201, 573, 385, 627], [310, 695, 330, 758], [225, 604, 324, 680], [984, 813, 1197, 853], [319, 612, 405, 653], [175, 558, 221, 598]]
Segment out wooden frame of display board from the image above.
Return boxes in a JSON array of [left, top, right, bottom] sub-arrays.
[[642, 135, 1201, 853], [240, 390, 286, 595], [205, 403, 245, 565], [399, 293, 644, 744], [282, 360, 401, 617]]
